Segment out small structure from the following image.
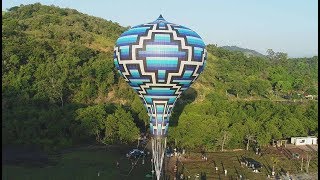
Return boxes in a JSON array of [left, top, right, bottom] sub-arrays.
[[291, 136, 317, 145], [272, 139, 288, 147]]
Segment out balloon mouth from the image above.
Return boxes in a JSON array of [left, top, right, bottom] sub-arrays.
[[147, 102, 171, 137], [149, 124, 169, 138]]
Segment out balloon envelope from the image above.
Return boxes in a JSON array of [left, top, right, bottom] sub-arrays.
[[114, 15, 206, 137]]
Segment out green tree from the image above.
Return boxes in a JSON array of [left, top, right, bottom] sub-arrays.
[[75, 105, 106, 141], [130, 96, 149, 131], [34, 60, 66, 106], [248, 79, 271, 97], [104, 106, 139, 144]]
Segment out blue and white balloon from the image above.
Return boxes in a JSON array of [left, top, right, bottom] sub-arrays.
[[114, 15, 207, 137]]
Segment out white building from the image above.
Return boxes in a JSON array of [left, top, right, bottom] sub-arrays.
[[290, 136, 317, 145]]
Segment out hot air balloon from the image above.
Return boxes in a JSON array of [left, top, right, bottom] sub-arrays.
[[114, 15, 206, 180]]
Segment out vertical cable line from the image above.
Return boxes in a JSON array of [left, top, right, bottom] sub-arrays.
[[152, 137, 167, 180]]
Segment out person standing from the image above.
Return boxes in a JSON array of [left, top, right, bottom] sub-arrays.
[[180, 173, 184, 179]]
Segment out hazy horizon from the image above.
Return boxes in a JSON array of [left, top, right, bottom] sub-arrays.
[[2, 0, 318, 58]]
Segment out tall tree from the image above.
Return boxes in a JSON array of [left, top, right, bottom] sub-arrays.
[[75, 105, 106, 141]]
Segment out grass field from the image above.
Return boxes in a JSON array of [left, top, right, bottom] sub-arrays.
[[2, 145, 318, 180], [3, 145, 154, 180]]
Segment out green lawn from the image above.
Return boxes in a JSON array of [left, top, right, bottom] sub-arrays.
[[3, 146, 154, 180], [3, 146, 318, 180], [174, 148, 318, 180]]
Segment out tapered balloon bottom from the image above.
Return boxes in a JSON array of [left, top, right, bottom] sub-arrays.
[[152, 137, 167, 180]]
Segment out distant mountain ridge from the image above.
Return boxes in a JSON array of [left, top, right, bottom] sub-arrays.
[[220, 45, 265, 57]]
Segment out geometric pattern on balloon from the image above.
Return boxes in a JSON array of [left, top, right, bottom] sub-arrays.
[[114, 15, 207, 137]]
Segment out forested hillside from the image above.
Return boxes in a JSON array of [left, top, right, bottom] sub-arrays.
[[221, 45, 265, 57], [2, 4, 318, 151]]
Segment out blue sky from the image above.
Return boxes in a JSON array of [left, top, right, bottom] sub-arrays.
[[2, 0, 318, 57]]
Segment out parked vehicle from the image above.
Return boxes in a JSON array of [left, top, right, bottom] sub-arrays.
[[241, 157, 262, 169], [126, 149, 145, 158]]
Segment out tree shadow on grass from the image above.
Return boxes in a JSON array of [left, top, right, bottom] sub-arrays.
[[2, 144, 52, 168]]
